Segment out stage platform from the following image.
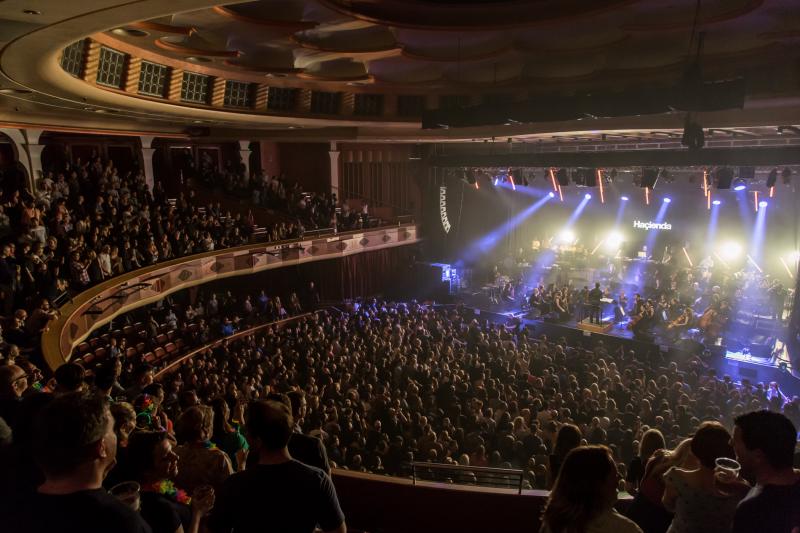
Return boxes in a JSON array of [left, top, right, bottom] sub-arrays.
[[442, 301, 800, 396]]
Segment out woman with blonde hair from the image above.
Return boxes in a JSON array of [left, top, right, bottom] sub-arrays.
[[174, 405, 233, 493], [540, 445, 641, 533], [627, 429, 666, 492], [625, 438, 695, 533]]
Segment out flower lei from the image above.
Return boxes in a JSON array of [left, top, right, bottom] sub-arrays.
[[143, 479, 191, 505], [201, 440, 217, 450]]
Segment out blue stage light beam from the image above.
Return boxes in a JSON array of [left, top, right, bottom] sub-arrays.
[[706, 200, 721, 256], [750, 199, 768, 262], [526, 193, 591, 288], [625, 198, 671, 286], [459, 193, 554, 262]]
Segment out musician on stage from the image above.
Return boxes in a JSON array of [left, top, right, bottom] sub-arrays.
[[629, 299, 655, 335], [666, 306, 694, 339], [588, 282, 603, 324]]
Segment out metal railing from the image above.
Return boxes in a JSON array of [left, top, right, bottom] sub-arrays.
[[410, 462, 525, 494]]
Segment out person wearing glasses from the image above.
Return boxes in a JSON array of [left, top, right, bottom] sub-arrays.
[[0, 363, 28, 428]]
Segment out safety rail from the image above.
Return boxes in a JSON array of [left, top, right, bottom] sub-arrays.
[[410, 462, 525, 494]]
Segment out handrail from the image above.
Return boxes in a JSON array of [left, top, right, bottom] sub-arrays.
[[410, 461, 525, 494], [41, 223, 418, 371], [155, 312, 313, 379]]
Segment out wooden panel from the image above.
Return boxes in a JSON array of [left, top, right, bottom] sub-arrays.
[[125, 57, 142, 94]]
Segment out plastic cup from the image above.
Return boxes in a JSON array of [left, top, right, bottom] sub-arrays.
[[110, 481, 141, 511], [715, 457, 741, 479]]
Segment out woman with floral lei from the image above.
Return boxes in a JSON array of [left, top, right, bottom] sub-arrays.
[[127, 431, 214, 533]]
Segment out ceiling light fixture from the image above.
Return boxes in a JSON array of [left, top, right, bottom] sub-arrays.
[[22, 9, 41, 15]]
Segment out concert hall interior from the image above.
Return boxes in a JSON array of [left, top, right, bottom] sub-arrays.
[[4, 1, 800, 532]]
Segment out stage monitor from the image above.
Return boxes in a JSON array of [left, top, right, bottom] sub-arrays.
[[715, 167, 735, 189], [640, 167, 659, 188], [556, 168, 570, 186]]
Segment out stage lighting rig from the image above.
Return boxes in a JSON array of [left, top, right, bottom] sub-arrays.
[[767, 168, 778, 188]]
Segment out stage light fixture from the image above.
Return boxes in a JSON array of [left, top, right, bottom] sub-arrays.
[[663, 197, 671, 203], [759, 200, 768, 208], [733, 180, 747, 191], [767, 168, 778, 188], [584, 193, 592, 200], [465, 170, 477, 185], [640, 167, 659, 189], [715, 167, 735, 189], [720, 241, 743, 260], [548, 191, 555, 198], [556, 168, 570, 186], [558, 229, 576, 243], [712, 199, 721, 205], [620, 196, 629, 201]]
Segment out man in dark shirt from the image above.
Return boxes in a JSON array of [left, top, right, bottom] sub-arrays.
[[728, 410, 800, 533], [210, 399, 345, 533], [587, 282, 603, 324], [6, 392, 152, 533]]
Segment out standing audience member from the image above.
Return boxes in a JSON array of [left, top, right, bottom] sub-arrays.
[[661, 422, 740, 533], [540, 445, 642, 533], [209, 400, 346, 533], [174, 405, 233, 493], [547, 423, 582, 489], [127, 431, 214, 533], [728, 411, 800, 533], [6, 393, 152, 533]]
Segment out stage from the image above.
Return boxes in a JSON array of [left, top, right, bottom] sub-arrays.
[[444, 295, 800, 396]]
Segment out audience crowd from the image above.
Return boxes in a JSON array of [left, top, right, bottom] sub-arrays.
[[0, 298, 799, 532]]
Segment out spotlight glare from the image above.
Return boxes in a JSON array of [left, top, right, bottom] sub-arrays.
[[719, 241, 743, 260], [733, 184, 746, 191], [548, 191, 555, 198], [712, 200, 721, 205], [558, 229, 576, 244], [759, 200, 768, 208], [663, 197, 671, 203], [790, 251, 800, 262], [584, 193, 592, 200], [620, 196, 629, 201], [605, 232, 624, 250]]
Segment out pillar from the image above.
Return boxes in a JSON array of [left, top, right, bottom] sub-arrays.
[[329, 141, 340, 197], [23, 128, 44, 191], [140, 135, 156, 191], [238, 140, 251, 179], [1, 128, 33, 190]]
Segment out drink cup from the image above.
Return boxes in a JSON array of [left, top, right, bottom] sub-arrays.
[[715, 457, 741, 480], [110, 481, 141, 511]]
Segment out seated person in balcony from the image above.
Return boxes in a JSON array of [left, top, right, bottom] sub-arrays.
[[209, 400, 345, 533], [7, 393, 152, 533]]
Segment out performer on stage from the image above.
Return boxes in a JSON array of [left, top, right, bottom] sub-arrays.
[[588, 282, 603, 324]]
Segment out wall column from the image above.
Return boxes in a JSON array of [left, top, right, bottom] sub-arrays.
[[238, 140, 251, 179], [1, 128, 33, 189], [23, 128, 44, 191], [329, 141, 340, 197], [139, 135, 156, 190]]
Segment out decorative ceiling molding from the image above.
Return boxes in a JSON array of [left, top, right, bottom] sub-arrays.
[[154, 37, 241, 57], [130, 21, 195, 35], [621, 0, 766, 32], [211, 5, 319, 31], [296, 71, 375, 83], [514, 34, 631, 56], [317, 0, 641, 30], [401, 43, 515, 63], [290, 34, 401, 55], [222, 60, 304, 76]]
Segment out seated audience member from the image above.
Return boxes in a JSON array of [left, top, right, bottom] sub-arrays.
[[174, 405, 233, 493], [6, 392, 152, 533], [540, 445, 642, 533], [0, 364, 27, 428], [728, 411, 800, 533], [126, 364, 155, 402], [127, 431, 215, 533], [209, 400, 346, 533], [661, 422, 740, 533]]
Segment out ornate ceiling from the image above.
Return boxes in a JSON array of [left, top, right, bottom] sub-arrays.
[[0, 0, 799, 140]]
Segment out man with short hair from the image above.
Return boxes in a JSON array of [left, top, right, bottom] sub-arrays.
[[0, 364, 27, 428], [729, 410, 800, 533], [7, 392, 151, 532], [209, 400, 345, 533]]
